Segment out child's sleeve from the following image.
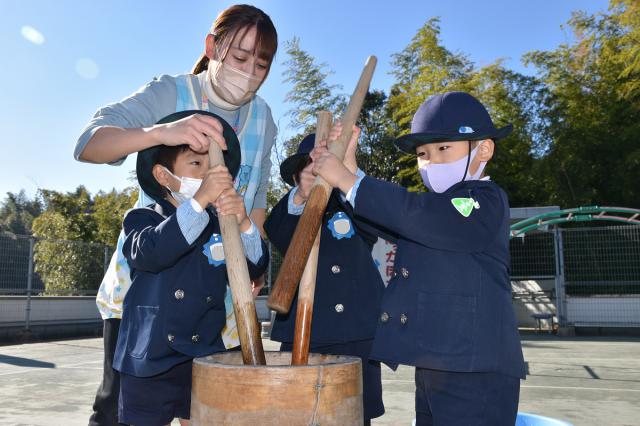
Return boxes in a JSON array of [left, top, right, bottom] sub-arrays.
[[263, 191, 300, 256], [245, 236, 270, 280], [353, 177, 506, 253], [239, 222, 270, 280], [123, 202, 208, 273], [240, 222, 263, 264]]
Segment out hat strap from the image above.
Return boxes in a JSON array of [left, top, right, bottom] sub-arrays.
[[460, 140, 472, 183]]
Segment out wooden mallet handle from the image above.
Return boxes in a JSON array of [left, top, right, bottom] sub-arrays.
[[208, 143, 266, 366], [291, 111, 333, 366], [268, 56, 377, 314]]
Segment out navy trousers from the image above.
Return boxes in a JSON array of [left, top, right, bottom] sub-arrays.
[[415, 368, 520, 426]]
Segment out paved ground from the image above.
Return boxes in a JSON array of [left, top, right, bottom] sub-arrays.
[[1, 335, 639, 425]]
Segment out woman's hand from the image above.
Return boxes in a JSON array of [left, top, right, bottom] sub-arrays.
[[151, 114, 228, 153], [215, 188, 251, 232]]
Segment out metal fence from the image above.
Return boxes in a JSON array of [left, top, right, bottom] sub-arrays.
[[263, 242, 283, 296], [509, 224, 640, 328], [2, 224, 639, 331], [0, 233, 113, 296], [0, 233, 113, 335]]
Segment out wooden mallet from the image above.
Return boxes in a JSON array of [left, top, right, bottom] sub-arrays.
[[291, 111, 333, 366], [268, 56, 377, 314], [208, 138, 266, 366]]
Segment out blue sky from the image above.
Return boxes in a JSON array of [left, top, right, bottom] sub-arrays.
[[0, 0, 610, 199]]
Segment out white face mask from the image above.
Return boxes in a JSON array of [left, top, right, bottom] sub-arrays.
[[163, 167, 202, 205], [208, 59, 262, 107], [418, 143, 487, 193]]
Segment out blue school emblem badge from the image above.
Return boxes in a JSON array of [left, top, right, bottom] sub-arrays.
[[328, 211, 354, 240], [202, 233, 225, 267]]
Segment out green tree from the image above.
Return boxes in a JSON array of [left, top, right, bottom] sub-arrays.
[[388, 18, 473, 134], [356, 90, 401, 182], [464, 64, 550, 207], [31, 186, 103, 294], [281, 36, 347, 156], [93, 187, 138, 246], [524, 2, 640, 207], [282, 37, 346, 132], [614, 0, 640, 100], [266, 177, 287, 215], [0, 190, 43, 235]]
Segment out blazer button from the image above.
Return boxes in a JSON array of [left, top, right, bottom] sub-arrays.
[[400, 314, 408, 325], [174, 289, 185, 300], [331, 265, 341, 274], [167, 333, 175, 343], [380, 312, 390, 323], [401, 268, 410, 278], [192, 334, 200, 343], [335, 304, 344, 313], [206, 296, 213, 303]]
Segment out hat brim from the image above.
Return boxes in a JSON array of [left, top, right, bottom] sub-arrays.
[[394, 124, 513, 154], [136, 110, 241, 203], [279, 153, 309, 186]]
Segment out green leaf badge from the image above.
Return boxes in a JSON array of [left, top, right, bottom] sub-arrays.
[[451, 197, 480, 217]]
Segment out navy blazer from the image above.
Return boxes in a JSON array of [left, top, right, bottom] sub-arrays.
[[354, 177, 526, 379], [114, 199, 268, 377], [265, 190, 385, 345]]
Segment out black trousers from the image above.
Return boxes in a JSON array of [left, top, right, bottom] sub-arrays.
[[89, 318, 124, 426]]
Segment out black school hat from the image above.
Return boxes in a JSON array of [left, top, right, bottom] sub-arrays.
[[279, 133, 315, 186], [395, 91, 513, 153], [136, 110, 241, 203]]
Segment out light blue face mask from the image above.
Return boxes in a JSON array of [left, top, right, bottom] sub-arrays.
[[418, 143, 487, 193], [163, 167, 202, 205]]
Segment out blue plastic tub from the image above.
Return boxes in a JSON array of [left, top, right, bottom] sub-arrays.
[[516, 412, 573, 426], [411, 412, 573, 426]]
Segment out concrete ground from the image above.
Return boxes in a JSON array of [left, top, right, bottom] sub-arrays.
[[1, 335, 639, 426]]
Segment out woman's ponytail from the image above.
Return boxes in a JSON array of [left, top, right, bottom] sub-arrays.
[[192, 54, 210, 75]]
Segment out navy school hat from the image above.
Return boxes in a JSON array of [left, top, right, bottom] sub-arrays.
[[136, 110, 241, 203], [395, 91, 513, 153], [279, 133, 315, 186]]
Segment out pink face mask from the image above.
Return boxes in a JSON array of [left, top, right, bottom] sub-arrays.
[[418, 143, 486, 193], [208, 59, 263, 106]]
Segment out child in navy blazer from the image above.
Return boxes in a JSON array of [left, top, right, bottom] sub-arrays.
[[311, 92, 526, 426], [113, 128, 268, 425], [265, 129, 386, 424]]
